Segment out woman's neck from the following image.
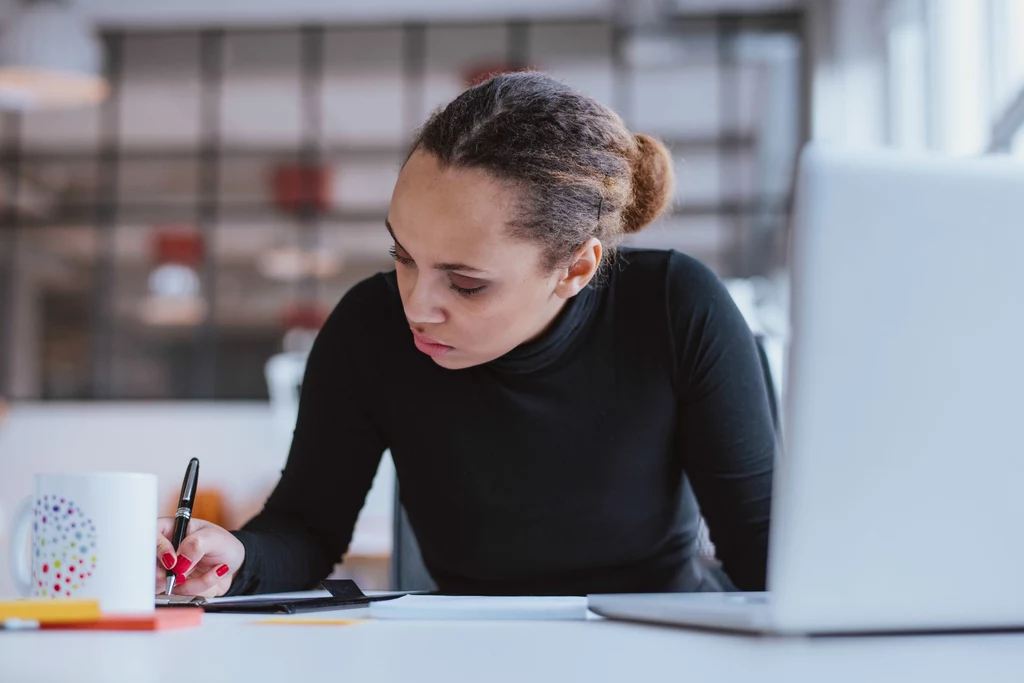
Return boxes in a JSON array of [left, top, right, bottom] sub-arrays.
[[521, 295, 572, 345], [486, 282, 601, 375]]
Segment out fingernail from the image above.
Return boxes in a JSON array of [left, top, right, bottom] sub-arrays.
[[172, 556, 192, 573], [161, 553, 175, 569], [216, 564, 229, 577], [175, 573, 187, 583]]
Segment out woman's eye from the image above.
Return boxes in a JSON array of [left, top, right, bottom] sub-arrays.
[[449, 282, 486, 296], [449, 275, 487, 297], [389, 245, 414, 266]]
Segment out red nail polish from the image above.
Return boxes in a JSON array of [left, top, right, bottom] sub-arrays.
[[173, 556, 192, 573], [176, 573, 186, 583], [162, 553, 175, 569], [216, 565, 229, 577]]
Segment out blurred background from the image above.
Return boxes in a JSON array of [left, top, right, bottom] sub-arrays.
[[0, 0, 1021, 591]]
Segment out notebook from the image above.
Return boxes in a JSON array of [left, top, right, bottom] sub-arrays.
[[156, 580, 405, 614]]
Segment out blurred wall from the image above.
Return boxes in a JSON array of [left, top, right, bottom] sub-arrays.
[[807, 0, 889, 146], [807, 0, 1024, 155]]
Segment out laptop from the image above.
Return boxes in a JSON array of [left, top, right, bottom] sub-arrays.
[[588, 145, 1024, 635]]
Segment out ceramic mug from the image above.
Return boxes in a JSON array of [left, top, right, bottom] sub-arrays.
[[8, 472, 157, 613]]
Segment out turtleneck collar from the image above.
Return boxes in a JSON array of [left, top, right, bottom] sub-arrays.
[[484, 282, 603, 375]]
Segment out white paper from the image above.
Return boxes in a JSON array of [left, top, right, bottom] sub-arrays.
[[204, 589, 334, 605], [369, 595, 589, 620]]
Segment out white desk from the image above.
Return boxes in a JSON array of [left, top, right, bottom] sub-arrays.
[[3, 605, 1024, 683]]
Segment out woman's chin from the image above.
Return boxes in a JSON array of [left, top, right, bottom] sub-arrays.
[[428, 349, 498, 371], [431, 353, 473, 370]]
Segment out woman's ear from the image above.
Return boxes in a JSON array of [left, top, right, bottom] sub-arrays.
[[555, 238, 603, 299]]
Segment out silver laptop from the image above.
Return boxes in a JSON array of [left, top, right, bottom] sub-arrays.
[[589, 145, 1024, 635]]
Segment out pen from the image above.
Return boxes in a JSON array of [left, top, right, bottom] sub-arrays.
[[165, 457, 200, 596], [1, 618, 40, 631]]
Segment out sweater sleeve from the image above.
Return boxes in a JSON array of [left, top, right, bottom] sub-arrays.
[[667, 253, 775, 591], [226, 281, 388, 595]]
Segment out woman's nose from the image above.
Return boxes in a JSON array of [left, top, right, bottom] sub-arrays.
[[404, 279, 446, 325]]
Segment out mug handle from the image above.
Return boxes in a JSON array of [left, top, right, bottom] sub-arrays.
[[8, 497, 33, 596]]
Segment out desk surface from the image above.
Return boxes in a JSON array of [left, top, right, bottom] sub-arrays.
[[3, 602, 1024, 683]]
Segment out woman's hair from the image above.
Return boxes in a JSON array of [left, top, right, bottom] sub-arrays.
[[407, 71, 675, 270]]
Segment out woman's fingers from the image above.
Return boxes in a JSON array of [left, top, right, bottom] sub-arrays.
[[170, 531, 206, 579], [151, 517, 241, 597], [175, 564, 232, 597], [155, 518, 178, 570]]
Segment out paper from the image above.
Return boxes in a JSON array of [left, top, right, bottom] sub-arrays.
[[206, 589, 334, 605], [254, 618, 366, 626], [368, 595, 588, 621]]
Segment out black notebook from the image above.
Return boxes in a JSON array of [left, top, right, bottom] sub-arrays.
[[156, 579, 405, 614]]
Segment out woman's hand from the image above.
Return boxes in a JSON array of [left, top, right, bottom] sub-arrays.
[[154, 517, 245, 598]]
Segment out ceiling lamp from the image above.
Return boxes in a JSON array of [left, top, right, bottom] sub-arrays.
[[0, 0, 108, 110]]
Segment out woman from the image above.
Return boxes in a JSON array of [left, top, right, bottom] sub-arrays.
[[155, 72, 775, 597]]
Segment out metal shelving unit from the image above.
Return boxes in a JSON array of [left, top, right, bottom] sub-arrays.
[[0, 12, 806, 401]]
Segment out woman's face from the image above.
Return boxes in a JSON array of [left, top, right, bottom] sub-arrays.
[[386, 149, 594, 370]]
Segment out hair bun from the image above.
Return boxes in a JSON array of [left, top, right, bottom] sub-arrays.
[[621, 134, 675, 235]]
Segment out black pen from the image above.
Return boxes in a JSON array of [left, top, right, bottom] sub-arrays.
[[165, 458, 200, 596]]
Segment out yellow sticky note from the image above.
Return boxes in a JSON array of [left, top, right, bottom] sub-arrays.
[[0, 599, 101, 624]]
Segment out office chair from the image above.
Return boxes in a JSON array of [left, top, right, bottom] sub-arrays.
[[390, 334, 781, 591]]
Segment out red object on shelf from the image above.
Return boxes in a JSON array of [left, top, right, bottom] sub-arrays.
[[153, 228, 203, 266], [281, 302, 329, 331], [272, 164, 333, 213], [463, 62, 528, 87]]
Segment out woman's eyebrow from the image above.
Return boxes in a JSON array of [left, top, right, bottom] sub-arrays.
[[434, 262, 486, 275], [385, 218, 488, 275]]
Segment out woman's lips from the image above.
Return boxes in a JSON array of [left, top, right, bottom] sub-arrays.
[[412, 331, 454, 357]]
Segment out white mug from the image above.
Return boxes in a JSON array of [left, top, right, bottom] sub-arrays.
[[8, 472, 157, 614]]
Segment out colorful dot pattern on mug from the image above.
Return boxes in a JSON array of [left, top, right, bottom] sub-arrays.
[[31, 495, 97, 598]]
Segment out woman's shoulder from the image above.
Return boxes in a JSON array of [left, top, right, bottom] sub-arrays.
[[613, 247, 728, 310], [611, 248, 745, 357]]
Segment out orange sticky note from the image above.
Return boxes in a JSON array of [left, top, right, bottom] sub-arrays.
[[42, 607, 203, 631]]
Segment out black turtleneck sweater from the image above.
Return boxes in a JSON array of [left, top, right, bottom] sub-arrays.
[[229, 248, 775, 596]]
